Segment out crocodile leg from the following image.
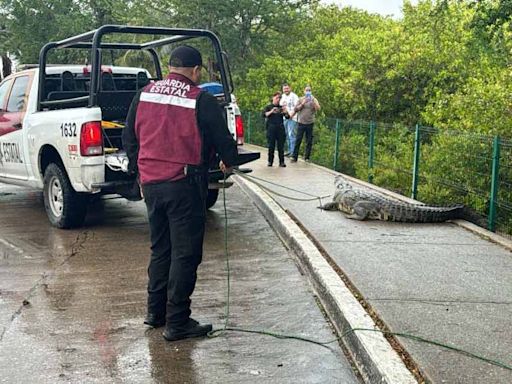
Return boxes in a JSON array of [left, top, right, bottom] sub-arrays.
[[344, 201, 370, 220], [319, 201, 340, 211]]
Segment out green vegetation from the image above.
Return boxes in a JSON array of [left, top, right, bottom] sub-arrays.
[[239, 1, 512, 135], [2, 0, 510, 132], [0, 0, 511, 233]]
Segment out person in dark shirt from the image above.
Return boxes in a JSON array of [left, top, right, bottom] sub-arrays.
[[262, 92, 287, 167], [122, 46, 238, 342]]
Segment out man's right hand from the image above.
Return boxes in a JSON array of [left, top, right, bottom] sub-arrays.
[[219, 161, 233, 174]]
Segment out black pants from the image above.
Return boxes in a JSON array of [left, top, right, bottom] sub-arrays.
[[267, 124, 286, 164], [142, 177, 206, 326], [293, 123, 314, 160]]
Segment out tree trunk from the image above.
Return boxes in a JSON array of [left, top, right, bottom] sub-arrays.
[[1, 54, 12, 81]]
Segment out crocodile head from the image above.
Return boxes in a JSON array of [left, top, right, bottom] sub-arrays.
[[334, 175, 353, 192]]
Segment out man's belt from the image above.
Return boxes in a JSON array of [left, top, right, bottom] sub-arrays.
[[183, 164, 207, 177]]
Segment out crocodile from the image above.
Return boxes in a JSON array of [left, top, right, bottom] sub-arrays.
[[320, 176, 464, 223]]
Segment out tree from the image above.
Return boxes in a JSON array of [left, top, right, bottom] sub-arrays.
[[236, 6, 401, 119], [1, 54, 12, 80], [0, 5, 11, 79], [0, 0, 130, 64], [130, 0, 318, 74]]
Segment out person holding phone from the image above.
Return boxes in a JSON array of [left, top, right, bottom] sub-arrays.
[[291, 86, 320, 163], [262, 92, 288, 167]]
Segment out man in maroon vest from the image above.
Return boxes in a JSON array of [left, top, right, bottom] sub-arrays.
[[123, 45, 238, 341]]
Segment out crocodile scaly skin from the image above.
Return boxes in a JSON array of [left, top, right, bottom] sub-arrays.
[[325, 176, 464, 223]]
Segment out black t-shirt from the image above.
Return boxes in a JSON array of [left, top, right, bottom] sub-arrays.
[[262, 103, 286, 127]]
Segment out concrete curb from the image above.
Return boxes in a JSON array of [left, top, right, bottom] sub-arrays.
[[234, 175, 417, 384]]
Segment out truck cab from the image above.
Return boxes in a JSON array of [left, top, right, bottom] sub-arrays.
[[0, 70, 33, 182], [0, 25, 259, 228]]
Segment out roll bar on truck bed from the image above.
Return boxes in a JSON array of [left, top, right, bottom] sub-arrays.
[[37, 25, 234, 111]]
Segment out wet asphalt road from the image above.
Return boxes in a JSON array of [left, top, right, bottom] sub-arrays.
[[0, 183, 360, 383]]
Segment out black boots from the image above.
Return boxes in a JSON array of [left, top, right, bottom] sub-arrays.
[[162, 318, 212, 341], [145, 314, 212, 341], [144, 313, 166, 328]]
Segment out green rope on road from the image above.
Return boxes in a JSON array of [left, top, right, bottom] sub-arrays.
[[234, 170, 330, 199], [207, 171, 512, 373], [346, 328, 512, 372], [208, 326, 336, 348], [207, 172, 231, 339], [233, 170, 331, 207]]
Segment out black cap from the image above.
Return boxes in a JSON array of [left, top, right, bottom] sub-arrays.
[[169, 45, 203, 68]]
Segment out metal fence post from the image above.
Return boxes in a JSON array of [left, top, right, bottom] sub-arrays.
[[368, 121, 375, 183], [411, 124, 421, 200], [247, 111, 252, 144], [333, 119, 341, 171], [488, 135, 501, 232]]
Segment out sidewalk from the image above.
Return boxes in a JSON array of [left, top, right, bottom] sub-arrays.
[[240, 145, 512, 384]]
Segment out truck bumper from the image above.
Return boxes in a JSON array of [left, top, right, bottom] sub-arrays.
[[235, 146, 260, 167], [93, 146, 260, 197], [208, 146, 260, 185]]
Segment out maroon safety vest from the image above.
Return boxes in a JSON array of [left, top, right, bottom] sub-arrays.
[[135, 73, 203, 184]]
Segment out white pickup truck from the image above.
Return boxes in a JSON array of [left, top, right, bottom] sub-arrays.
[[0, 25, 258, 228]]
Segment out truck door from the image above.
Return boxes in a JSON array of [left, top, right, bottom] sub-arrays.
[[0, 75, 30, 180]]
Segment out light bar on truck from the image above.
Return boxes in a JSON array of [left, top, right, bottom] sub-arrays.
[[82, 65, 113, 75]]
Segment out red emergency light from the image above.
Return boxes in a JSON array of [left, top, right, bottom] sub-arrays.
[[82, 65, 113, 75]]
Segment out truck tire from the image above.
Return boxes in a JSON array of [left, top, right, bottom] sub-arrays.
[[43, 163, 89, 229], [206, 188, 219, 209]]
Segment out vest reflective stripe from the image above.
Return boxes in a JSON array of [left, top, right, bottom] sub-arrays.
[[139, 92, 197, 109], [135, 73, 203, 185]]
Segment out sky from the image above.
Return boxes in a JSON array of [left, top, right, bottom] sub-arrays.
[[323, 0, 418, 18]]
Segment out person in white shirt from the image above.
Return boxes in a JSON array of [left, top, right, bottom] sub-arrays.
[[280, 83, 299, 157]]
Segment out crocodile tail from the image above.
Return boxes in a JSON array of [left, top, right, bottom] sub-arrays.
[[459, 207, 488, 227], [387, 204, 464, 223]]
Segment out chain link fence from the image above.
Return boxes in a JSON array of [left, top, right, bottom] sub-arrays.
[[242, 111, 512, 237]]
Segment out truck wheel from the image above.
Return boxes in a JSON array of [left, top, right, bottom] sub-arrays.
[[43, 163, 89, 229], [206, 189, 219, 209]]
